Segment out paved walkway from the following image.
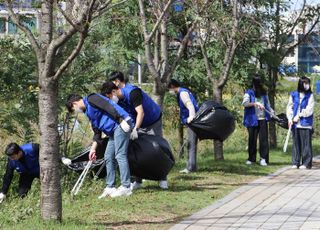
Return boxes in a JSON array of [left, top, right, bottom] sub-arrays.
[[171, 160, 320, 230]]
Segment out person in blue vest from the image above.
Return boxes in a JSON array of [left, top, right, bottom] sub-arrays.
[[66, 93, 134, 198], [286, 76, 314, 169], [0, 142, 39, 202], [242, 75, 274, 166], [106, 71, 168, 190], [167, 79, 199, 173]]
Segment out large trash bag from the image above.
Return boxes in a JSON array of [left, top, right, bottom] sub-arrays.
[[270, 113, 288, 129], [67, 138, 108, 178], [188, 101, 235, 141], [128, 134, 175, 181]]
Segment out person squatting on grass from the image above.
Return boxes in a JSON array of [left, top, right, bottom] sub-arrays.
[[101, 71, 168, 190], [66, 93, 133, 198], [0, 142, 40, 202], [286, 76, 314, 169], [242, 75, 274, 166], [167, 79, 199, 174]]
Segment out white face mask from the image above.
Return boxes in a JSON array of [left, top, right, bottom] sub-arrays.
[[74, 107, 83, 113], [169, 89, 176, 95], [304, 84, 310, 91], [111, 95, 119, 104]]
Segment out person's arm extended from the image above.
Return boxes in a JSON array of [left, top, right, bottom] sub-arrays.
[[130, 89, 144, 129], [88, 94, 122, 122], [1, 160, 14, 195], [299, 94, 314, 118], [242, 93, 255, 107], [286, 95, 294, 120], [180, 91, 196, 118]]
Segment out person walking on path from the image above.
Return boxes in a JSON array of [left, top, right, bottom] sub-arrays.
[[168, 79, 199, 174], [66, 93, 133, 198], [286, 76, 314, 169], [242, 75, 274, 166]]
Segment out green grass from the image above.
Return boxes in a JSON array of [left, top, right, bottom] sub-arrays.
[[0, 125, 306, 230]]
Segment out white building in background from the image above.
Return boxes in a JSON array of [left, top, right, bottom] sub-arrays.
[[0, 1, 39, 37]]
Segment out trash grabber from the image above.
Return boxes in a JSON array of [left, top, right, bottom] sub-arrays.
[[264, 109, 280, 120], [94, 160, 106, 180], [283, 125, 292, 153], [71, 160, 92, 195]]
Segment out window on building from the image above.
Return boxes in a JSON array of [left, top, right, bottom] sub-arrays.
[[8, 19, 17, 34], [0, 18, 6, 34]]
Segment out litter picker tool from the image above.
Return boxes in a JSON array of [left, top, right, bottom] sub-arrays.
[[71, 160, 92, 195], [283, 125, 292, 153]]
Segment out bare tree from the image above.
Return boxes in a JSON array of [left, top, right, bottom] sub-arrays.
[[196, 0, 242, 160], [4, 0, 126, 221], [138, 0, 197, 106]]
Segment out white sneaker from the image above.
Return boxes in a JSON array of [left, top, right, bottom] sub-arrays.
[[179, 168, 190, 174], [260, 159, 267, 166], [291, 165, 298, 169], [159, 180, 168, 189], [110, 186, 132, 198], [299, 165, 307, 169], [61, 157, 72, 166], [130, 182, 142, 190], [98, 187, 117, 199], [246, 160, 252, 165]]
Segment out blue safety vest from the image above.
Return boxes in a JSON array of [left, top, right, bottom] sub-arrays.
[[291, 91, 313, 127], [120, 83, 161, 127], [9, 143, 39, 175], [177, 87, 199, 125], [83, 93, 131, 136], [243, 89, 271, 128]]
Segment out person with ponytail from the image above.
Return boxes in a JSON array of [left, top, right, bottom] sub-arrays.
[[286, 76, 314, 169], [242, 75, 274, 166]]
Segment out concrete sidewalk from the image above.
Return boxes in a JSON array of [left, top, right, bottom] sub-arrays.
[[170, 160, 320, 230]]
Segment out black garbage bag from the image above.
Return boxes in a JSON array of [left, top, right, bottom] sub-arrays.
[[188, 101, 235, 141], [67, 138, 108, 178], [270, 113, 288, 129], [66, 135, 175, 181], [128, 134, 175, 181]]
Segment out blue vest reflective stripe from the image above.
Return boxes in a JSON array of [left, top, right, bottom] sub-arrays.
[[83, 94, 130, 136], [243, 89, 270, 128], [120, 83, 161, 127], [9, 143, 39, 175], [291, 91, 313, 127], [177, 87, 199, 125]]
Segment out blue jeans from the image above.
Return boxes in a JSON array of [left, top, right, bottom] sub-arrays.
[[104, 125, 131, 188]]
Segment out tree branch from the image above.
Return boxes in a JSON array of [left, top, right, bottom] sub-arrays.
[[5, 0, 41, 56], [53, 32, 87, 81]]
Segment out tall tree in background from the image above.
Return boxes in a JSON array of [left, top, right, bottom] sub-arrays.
[[260, 0, 320, 148], [138, 0, 197, 106], [4, 0, 126, 221]]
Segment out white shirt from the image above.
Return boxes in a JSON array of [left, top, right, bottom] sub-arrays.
[[286, 92, 314, 129], [180, 91, 196, 118]]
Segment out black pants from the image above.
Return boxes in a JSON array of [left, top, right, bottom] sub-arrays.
[[292, 128, 313, 168], [247, 120, 269, 163], [18, 173, 39, 198]]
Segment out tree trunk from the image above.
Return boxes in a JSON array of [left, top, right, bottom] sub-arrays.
[[152, 78, 165, 107], [213, 85, 224, 160], [268, 68, 278, 148], [38, 69, 62, 221]]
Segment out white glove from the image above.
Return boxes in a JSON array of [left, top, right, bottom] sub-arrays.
[[130, 128, 139, 140], [293, 115, 300, 123], [120, 120, 131, 133], [0, 193, 6, 203], [61, 157, 72, 166], [187, 116, 194, 124]]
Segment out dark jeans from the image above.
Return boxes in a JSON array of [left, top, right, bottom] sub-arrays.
[[292, 128, 313, 168], [247, 120, 269, 163], [18, 173, 39, 198]]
